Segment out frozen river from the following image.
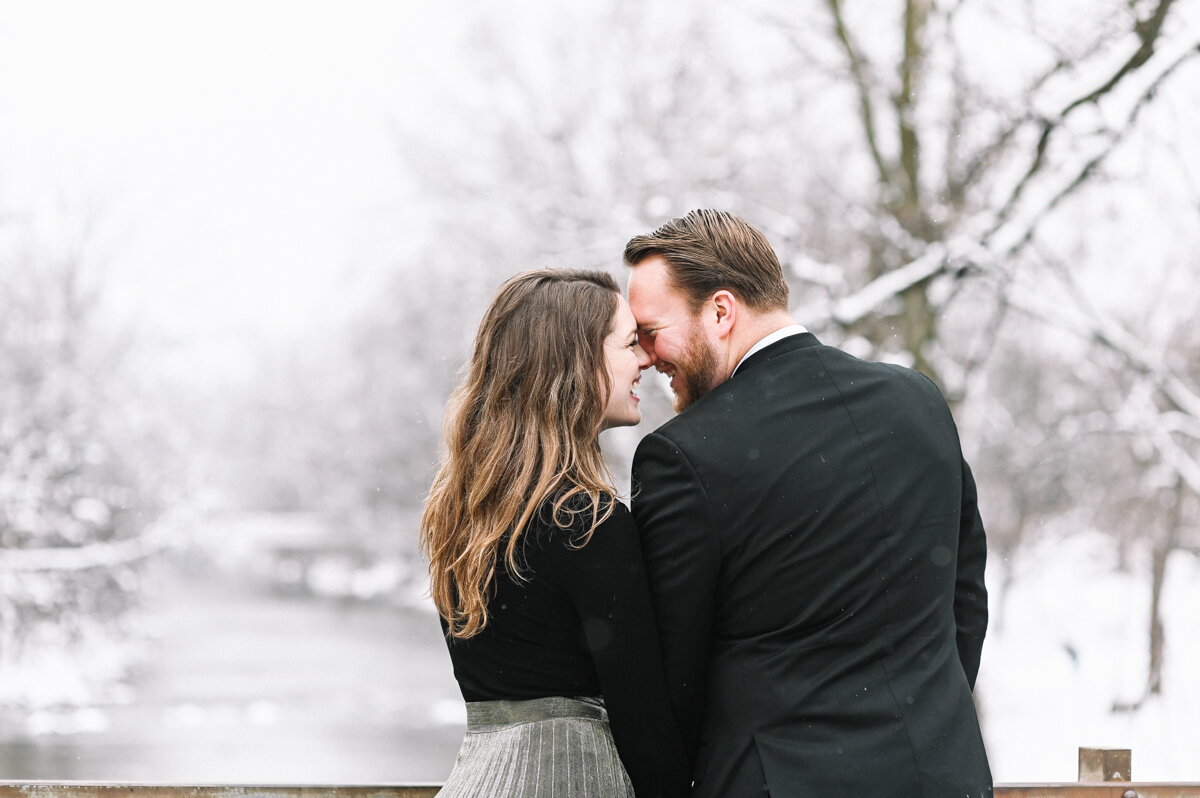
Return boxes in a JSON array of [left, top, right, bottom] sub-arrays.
[[0, 567, 465, 784]]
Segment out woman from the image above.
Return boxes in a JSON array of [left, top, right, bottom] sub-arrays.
[[420, 269, 690, 798]]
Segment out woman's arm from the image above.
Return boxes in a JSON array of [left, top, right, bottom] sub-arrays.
[[554, 501, 691, 798]]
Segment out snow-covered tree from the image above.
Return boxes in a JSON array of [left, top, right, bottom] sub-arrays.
[[0, 215, 170, 707]]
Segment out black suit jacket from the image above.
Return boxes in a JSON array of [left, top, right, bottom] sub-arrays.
[[632, 333, 991, 798]]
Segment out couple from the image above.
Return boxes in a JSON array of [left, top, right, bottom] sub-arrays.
[[420, 210, 992, 798]]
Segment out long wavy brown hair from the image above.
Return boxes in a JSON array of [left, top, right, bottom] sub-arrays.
[[420, 269, 621, 639]]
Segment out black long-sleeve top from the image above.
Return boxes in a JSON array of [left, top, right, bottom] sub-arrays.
[[442, 498, 690, 798]]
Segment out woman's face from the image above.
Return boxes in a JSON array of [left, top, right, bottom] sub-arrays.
[[600, 294, 651, 430]]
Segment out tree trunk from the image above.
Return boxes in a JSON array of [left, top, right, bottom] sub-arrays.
[[1146, 477, 1184, 696]]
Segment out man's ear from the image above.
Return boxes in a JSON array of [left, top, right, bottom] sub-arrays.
[[710, 291, 737, 340]]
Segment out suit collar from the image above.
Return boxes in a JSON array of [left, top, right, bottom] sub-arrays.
[[732, 331, 822, 377], [732, 325, 808, 375]]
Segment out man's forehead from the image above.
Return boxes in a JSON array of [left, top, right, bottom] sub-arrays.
[[629, 293, 688, 333], [628, 295, 664, 329], [628, 255, 671, 289], [628, 259, 681, 317]]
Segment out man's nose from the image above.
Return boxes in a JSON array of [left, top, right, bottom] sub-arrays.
[[636, 332, 657, 365]]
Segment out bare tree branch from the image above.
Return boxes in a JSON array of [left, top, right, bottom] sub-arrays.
[[989, 42, 1200, 254], [0, 529, 169, 572], [825, 0, 893, 190], [993, 282, 1200, 496], [952, 51, 1070, 200], [988, 1, 1190, 235], [896, 0, 931, 222], [1152, 426, 1200, 494], [813, 235, 990, 327], [1062, 0, 1179, 116], [1016, 241, 1200, 422]]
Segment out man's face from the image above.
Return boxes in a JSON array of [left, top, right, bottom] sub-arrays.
[[627, 255, 722, 412]]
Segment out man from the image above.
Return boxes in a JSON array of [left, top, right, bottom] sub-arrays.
[[625, 210, 991, 797]]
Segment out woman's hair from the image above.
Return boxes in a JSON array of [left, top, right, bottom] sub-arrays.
[[420, 268, 621, 639]]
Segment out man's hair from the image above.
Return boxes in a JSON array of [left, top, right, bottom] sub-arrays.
[[623, 209, 789, 313]]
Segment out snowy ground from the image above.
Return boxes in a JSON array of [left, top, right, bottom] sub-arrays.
[[979, 532, 1199, 783]]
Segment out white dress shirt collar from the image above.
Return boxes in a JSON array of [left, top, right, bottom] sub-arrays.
[[732, 325, 809, 376]]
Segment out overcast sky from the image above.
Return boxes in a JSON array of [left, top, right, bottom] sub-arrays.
[[0, 1, 473, 377]]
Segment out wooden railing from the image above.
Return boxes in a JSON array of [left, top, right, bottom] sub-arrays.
[[2, 749, 1197, 798], [0, 788, 442, 798], [994, 748, 1200, 798], [998, 787, 1200, 798]]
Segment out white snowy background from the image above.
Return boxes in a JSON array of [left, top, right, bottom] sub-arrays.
[[1, 0, 1198, 785]]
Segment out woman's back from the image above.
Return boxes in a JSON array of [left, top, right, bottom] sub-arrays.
[[443, 498, 688, 797], [445, 499, 613, 701]]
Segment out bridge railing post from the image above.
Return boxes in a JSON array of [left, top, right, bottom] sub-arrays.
[[1079, 747, 1133, 783]]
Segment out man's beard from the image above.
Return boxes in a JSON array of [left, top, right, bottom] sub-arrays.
[[673, 322, 721, 412]]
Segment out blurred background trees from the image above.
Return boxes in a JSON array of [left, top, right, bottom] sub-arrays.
[[0, 210, 178, 706]]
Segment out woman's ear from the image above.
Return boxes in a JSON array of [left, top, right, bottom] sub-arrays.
[[710, 290, 737, 340]]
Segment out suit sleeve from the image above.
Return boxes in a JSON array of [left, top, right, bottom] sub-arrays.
[[631, 431, 722, 763], [954, 456, 988, 690], [558, 504, 691, 798]]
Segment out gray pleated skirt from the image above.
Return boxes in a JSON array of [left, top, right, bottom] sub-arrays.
[[437, 695, 635, 797]]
